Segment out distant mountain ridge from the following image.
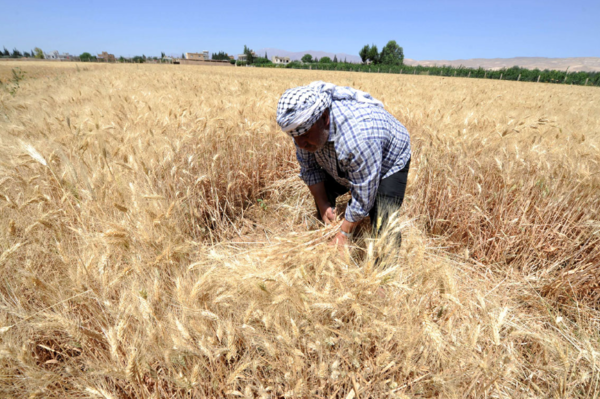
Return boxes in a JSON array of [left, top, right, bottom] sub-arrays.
[[404, 57, 600, 72], [255, 48, 600, 72], [255, 48, 362, 63]]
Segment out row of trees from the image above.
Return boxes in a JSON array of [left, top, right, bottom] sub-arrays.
[[2, 47, 44, 59], [359, 41, 404, 65], [256, 62, 599, 86], [212, 51, 230, 61], [2, 46, 171, 63], [301, 54, 348, 64]]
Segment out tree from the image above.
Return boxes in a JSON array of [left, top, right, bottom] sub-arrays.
[[212, 51, 230, 61], [11, 48, 22, 58], [80, 52, 93, 61], [344, 57, 347, 63], [301, 54, 313, 63], [320, 56, 332, 63], [359, 45, 370, 63], [23, 51, 31, 57], [314, 57, 319, 63], [380, 40, 404, 66], [333, 55, 338, 63], [367, 44, 379, 64], [243, 45, 254, 64], [118, 56, 125, 62], [265, 51, 268, 59], [253, 57, 272, 64], [161, 52, 165, 59], [34, 48, 44, 59]]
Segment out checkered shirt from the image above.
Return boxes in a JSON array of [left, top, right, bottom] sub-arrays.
[[295, 100, 411, 223]]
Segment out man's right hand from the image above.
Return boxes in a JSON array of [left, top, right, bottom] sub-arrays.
[[321, 206, 336, 225]]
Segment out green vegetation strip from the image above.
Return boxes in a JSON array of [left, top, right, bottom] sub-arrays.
[[256, 62, 599, 86]]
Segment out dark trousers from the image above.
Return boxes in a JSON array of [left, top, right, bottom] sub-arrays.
[[321, 159, 410, 240]]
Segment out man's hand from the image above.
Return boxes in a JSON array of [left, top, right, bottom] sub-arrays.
[[321, 206, 336, 225], [308, 182, 336, 225], [329, 218, 360, 249], [330, 231, 349, 247]]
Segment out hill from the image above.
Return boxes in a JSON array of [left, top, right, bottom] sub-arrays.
[[403, 56, 600, 72], [255, 47, 362, 63], [255, 49, 600, 72]]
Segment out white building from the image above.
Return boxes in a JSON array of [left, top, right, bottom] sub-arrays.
[[44, 50, 59, 60], [272, 56, 290, 65], [44, 50, 71, 61]]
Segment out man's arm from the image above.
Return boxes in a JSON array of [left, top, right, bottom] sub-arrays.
[[308, 181, 335, 224], [296, 145, 336, 223]]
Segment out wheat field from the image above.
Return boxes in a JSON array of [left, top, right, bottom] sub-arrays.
[[1, 61, 599, 398]]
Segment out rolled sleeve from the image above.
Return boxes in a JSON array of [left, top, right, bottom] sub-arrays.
[[295, 145, 326, 186], [344, 139, 383, 222]]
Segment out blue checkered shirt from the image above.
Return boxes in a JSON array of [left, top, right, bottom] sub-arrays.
[[295, 100, 411, 223]]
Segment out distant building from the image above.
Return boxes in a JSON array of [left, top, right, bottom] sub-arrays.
[[44, 51, 58, 60], [237, 54, 247, 62], [273, 56, 290, 65], [186, 52, 208, 61], [229, 55, 235, 60], [97, 52, 116, 62], [44, 50, 71, 60]]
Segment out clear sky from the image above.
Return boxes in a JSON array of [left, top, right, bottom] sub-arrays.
[[1, 0, 599, 60]]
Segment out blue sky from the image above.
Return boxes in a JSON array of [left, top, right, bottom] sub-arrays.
[[1, 0, 599, 59]]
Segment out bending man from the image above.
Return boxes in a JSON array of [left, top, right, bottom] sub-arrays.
[[276, 81, 411, 246]]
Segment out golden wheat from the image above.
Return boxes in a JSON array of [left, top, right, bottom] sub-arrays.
[[0, 61, 599, 397]]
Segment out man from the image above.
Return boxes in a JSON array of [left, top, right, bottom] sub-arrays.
[[276, 81, 411, 246]]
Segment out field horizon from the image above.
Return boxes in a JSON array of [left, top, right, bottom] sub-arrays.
[[1, 61, 599, 398]]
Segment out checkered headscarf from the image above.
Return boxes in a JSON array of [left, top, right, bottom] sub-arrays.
[[276, 81, 383, 137]]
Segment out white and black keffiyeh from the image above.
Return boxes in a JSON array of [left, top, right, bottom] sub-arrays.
[[276, 81, 384, 137]]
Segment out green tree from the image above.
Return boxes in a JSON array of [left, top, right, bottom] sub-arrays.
[[359, 45, 370, 63], [161, 52, 165, 59], [80, 52, 93, 61], [243, 45, 254, 64], [11, 48, 22, 58], [380, 40, 404, 66], [367, 44, 379, 64], [314, 57, 319, 63], [265, 51, 268, 59], [34, 48, 44, 59], [23, 51, 31, 57], [118, 56, 125, 62], [253, 57, 272, 64], [320, 56, 332, 63], [212, 51, 230, 61], [301, 54, 313, 63], [333, 55, 338, 63]]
